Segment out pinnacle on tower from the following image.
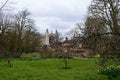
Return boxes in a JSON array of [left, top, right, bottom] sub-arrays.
[[46, 29, 49, 33], [55, 30, 58, 35]]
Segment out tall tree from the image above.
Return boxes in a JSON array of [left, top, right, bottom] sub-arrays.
[[0, 9, 41, 58], [82, 0, 120, 58], [12, 9, 40, 57], [89, 0, 120, 34]]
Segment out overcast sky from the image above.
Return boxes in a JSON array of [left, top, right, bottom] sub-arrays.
[[8, 0, 92, 35]]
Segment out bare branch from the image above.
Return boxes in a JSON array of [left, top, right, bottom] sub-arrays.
[[0, 0, 9, 11]]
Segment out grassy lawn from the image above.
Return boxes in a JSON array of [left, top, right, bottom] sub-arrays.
[[0, 58, 108, 80]]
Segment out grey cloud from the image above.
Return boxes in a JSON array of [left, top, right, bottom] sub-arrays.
[[12, 0, 92, 35]]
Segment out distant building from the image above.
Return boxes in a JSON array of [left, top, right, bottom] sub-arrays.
[[40, 29, 91, 58], [42, 29, 59, 47]]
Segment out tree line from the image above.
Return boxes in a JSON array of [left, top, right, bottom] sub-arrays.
[[0, 0, 42, 67]]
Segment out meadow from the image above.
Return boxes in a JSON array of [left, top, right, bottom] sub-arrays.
[[0, 58, 108, 80]]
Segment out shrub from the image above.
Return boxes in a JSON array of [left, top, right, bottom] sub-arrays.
[[40, 51, 59, 58], [98, 65, 120, 80]]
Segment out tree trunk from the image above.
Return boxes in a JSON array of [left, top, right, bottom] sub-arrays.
[[7, 58, 12, 67]]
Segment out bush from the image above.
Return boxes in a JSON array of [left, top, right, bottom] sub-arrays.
[[40, 51, 59, 58], [97, 57, 120, 80], [98, 65, 120, 80]]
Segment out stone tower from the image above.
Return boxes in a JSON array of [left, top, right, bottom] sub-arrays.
[[55, 30, 59, 42], [45, 29, 59, 46], [45, 29, 49, 45]]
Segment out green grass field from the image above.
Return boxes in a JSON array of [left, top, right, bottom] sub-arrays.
[[0, 58, 108, 80]]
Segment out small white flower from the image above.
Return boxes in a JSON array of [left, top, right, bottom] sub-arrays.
[[97, 70, 99, 72]]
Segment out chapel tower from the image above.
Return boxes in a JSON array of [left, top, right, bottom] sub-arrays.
[[45, 29, 49, 45], [45, 29, 59, 46]]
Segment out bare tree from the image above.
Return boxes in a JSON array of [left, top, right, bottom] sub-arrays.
[[12, 10, 34, 56], [0, 9, 42, 67], [0, 13, 13, 67], [80, 0, 120, 64], [0, 0, 13, 12], [0, 0, 9, 11], [88, 0, 120, 34]]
